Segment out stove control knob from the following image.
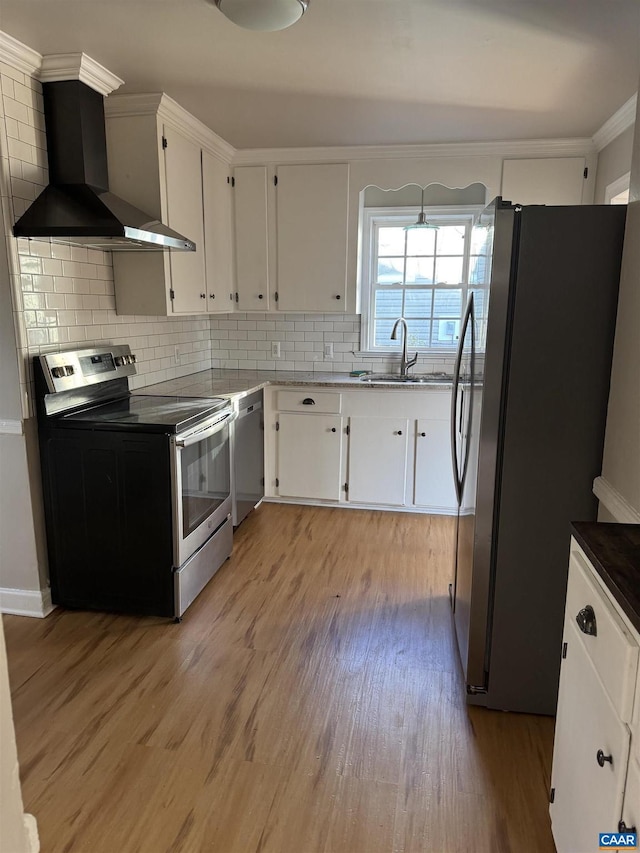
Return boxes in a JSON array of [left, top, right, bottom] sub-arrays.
[[125, 355, 133, 364], [114, 356, 125, 367], [64, 365, 75, 376], [51, 367, 64, 378], [130, 354, 137, 363]]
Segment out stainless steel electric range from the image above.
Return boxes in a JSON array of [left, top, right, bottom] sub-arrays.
[[35, 345, 235, 619]]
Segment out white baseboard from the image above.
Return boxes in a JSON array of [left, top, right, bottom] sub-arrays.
[[263, 496, 456, 516], [593, 476, 640, 523], [0, 586, 55, 618]]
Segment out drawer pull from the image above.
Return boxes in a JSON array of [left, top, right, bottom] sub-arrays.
[[596, 749, 613, 768], [302, 398, 316, 406], [576, 605, 597, 636]]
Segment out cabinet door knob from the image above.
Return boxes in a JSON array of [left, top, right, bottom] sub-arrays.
[[576, 605, 597, 636], [331, 427, 337, 433], [596, 749, 613, 767], [209, 293, 215, 299], [302, 398, 315, 406], [258, 294, 264, 299], [397, 430, 403, 436], [420, 431, 426, 437], [335, 294, 341, 300], [200, 293, 206, 299]]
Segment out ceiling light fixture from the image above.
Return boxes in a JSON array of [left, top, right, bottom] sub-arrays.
[[405, 187, 439, 230], [213, 0, 309, 31]]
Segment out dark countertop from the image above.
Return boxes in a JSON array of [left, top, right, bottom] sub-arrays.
[[571, 522, 640, 634]]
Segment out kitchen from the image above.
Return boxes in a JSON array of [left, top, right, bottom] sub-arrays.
[[1, 2, 639, 851]]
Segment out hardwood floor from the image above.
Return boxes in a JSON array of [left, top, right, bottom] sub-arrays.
[[4, 504, 556, 853]]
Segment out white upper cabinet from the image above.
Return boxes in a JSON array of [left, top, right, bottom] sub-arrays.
[[275, 163, 349, 312], [233, 166, 270, 311], [501, 157, 587, 206], [163, 124, 207, 313], [232, 162, 350, 313], [202, 151, 234, 312], [105, 93, 234, 316]]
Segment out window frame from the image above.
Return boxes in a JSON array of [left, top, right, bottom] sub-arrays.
[[360, 204, 484, 355]]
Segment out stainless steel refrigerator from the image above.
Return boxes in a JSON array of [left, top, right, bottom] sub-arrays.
[[450, 198, 626, 716]]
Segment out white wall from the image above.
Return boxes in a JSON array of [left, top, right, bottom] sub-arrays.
[[600, 95, 640, 519], [594, 125, 634, 204]]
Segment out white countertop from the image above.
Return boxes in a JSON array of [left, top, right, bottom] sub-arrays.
[[139, 369, 453, 401]]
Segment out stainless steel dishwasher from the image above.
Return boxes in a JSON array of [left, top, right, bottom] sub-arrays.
[[231, 389, 265, 526]]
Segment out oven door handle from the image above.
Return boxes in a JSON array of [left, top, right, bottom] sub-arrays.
[[175, 411, 236, 448]]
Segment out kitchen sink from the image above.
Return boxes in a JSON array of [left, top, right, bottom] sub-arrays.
[[359, 372, 454, 384]]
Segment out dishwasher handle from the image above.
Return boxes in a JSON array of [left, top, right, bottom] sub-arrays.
[[237, 400, 263, 420]]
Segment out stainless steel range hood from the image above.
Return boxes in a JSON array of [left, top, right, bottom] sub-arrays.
[[13, 80, 195, 252]]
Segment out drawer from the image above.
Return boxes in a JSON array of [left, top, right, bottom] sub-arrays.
[[566, 547, 639, 722], [277, 389, 342, 414]]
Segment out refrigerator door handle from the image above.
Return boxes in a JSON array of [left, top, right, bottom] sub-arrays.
[[450, 294, 475, 506], [451, 309, 467, 506]]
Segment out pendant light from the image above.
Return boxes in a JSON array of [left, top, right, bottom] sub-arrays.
[[213, 0, 309, 31], [405, 187, 439, 230]]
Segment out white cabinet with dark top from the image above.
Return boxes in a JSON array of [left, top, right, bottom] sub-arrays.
[[550, 527, 640, 853]]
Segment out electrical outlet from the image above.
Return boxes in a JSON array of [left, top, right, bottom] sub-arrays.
[[174, 345, 181, 364], [271, 341, 281, 359], [323, 342, 334, 360]]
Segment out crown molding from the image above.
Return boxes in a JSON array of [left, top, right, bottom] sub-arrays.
[[592, 94, 637, 152], [39, 53, 124, 96], [232, 137, 596, 166], [105, 92, 236, 163], [0, 30, 42, 76]]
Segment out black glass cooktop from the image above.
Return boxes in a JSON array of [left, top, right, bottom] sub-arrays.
[[60, 395, 229, 434]]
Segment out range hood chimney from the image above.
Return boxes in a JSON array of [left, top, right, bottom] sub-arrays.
[[13, 54, 195, 252]]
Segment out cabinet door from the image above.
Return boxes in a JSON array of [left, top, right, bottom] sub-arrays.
[[414, 419, 457, 510], [348, 417, 408, 506], [163, 125, 207, 314], [277, 413, 343, 501], [550, 620, 631, 853], [202, 151, 234, 313], [233, 166, 270, 311], [620, 757, 640, 842], [276, 163, 349, 312], [501, 157, 586, 206]]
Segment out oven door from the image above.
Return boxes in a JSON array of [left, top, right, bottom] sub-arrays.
[[171, 408, 234, 568]]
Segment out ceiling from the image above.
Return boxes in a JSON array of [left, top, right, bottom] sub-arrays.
[[2, 0, 639, 149]]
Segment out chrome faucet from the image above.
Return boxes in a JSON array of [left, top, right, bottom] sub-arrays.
[[391, 318, 418, 377]]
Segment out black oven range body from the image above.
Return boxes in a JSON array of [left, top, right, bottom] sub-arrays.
[[35, 345, 234, 619]]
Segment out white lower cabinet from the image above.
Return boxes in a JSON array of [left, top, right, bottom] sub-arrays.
[[550, 620, 630, 853], [266, 387, 458, 513], [550, 539, 640, 853], [276, 412, 343, 501], [348, 417, 408, 506], [414, 419, 457, 509], [621, 757, 640, 839]]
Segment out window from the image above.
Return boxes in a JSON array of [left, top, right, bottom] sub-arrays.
[[360, 206, 488, 354]]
